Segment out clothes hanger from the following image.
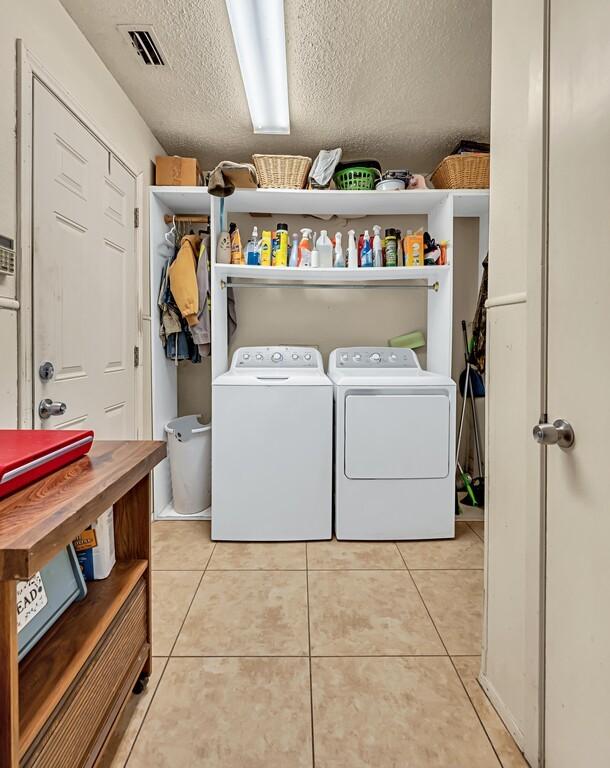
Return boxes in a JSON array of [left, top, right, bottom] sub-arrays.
[[164, 215, 177, 248]]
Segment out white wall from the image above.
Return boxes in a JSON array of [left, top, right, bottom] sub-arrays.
[[177, 217, 481, 428], [0, 0, 164, 429]]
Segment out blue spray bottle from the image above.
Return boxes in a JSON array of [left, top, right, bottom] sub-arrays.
[[361, 229, 373, 268]]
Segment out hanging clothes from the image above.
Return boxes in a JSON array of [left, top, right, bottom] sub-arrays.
[[168, 235, 201, 327], [158, 243, 201, 364], [471, 255, 488, 374], [190, 235, 212, 356]]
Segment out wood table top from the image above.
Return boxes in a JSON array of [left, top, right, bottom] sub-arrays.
[[0, 440, 166, 580]]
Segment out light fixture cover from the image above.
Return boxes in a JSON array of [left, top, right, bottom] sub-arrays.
[[225, 0, 290, 134]]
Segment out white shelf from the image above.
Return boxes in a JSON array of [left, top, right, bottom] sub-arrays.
[[151, 186, 488, 218], [151, 186, 211, 213], [215, 263, 449, 283]]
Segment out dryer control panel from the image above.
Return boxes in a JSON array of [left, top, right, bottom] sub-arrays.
[[332, 347, 420, 369], [232, 346, 323, 369]]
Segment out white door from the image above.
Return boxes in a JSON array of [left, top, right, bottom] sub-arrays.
[[33, 80, 137, 438], [543, 0, 610, 763]]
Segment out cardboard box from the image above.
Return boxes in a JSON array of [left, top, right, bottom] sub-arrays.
[[156, 155, 202, 186]]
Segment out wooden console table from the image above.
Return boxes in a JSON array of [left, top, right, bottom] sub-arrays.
[[0, 440, 165, 768]]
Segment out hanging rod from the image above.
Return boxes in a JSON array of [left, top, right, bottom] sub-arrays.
[[221, 279, 439, 292], [164, 214, 209, 224]]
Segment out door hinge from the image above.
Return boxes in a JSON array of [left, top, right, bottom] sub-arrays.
[[133, 345, 140, 367], [134, 207, 140, 229]]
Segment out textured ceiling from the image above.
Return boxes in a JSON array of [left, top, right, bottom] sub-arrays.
[[60, 0, 491, 173]]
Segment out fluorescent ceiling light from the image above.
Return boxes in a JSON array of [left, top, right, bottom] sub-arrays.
[[225, 0, 290, 134]]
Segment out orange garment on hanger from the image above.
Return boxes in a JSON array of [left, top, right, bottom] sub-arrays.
[[168, 235, 201, 327]]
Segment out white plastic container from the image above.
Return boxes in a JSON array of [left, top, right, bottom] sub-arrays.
[[316, 230, 333, 267], [74, 508, 116, 580], [165, 415, 211, 515]]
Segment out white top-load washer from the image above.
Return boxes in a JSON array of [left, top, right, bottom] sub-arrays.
[[212, 346, 333, 541], [328, 347, 456, 540]]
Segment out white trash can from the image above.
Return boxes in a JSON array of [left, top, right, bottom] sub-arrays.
[[165, 415, 211, 516]]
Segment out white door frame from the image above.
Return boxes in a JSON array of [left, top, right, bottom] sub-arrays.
[[524, 0, 548, 762], [16, 39, 145, 435]]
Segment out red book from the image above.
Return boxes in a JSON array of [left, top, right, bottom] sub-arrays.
[[0, 430, 94, 499]]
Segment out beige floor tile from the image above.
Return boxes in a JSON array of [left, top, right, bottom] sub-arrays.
[[308, 570, 444, 656], [468, 520, 485, 541], [127, 657, 312, 768], [152, 571, 201, 656], [453, 657, 528, 768], [398, 522, 484, 570], [411, 570, 483, 655], [307, 539, 405, 570], [311, 656, 500, 767], [208, 541, 306, 570], [174, 570, 309, 656], [152, 521, 214, 570], [98, 657, 168, 768]]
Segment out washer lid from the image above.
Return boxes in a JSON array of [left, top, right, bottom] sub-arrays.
[[213, 368, 331, 386], [344, 393, 450, 479]]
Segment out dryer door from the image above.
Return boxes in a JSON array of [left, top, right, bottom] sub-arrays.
[[344, 392, 450, 479]]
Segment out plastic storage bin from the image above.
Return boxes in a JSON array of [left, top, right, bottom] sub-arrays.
[[17, 543, 87, 661], [165, 415, 211, 515]]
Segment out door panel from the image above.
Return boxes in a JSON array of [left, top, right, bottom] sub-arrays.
[[33, 81, 136, 438], [344, 393, 450, 479], [545, 0, 610, 764]]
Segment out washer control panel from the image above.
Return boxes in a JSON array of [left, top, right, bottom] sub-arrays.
[[333, 347, 420, 369], [233, 346, 322, 369]]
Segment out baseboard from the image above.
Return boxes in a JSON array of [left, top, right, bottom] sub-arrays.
[[478, 672, 525, 750], [154, 501, 212, 521]]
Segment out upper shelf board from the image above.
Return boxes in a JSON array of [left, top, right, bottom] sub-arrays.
[[151, 186, 212, 213], [151, 187, 489, 218]]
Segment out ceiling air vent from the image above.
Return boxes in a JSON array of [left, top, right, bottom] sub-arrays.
[[117, 25, 167, 66]]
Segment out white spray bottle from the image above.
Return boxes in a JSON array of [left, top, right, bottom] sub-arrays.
[[372, 225, 383, 268], [333, 232, 344, 267], [289, 233, 299, 267], [310, 232, 320, 268], [347, 229, 358, 269]]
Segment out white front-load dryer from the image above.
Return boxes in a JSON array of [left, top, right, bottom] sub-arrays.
[[212, 346, 332, 541], [328, 347, 456, 540]]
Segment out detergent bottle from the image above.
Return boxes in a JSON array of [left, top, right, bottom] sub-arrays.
[[298, 228, 313, 267], [289, 233, 299, 267], [372, 225, 383, 267], [333, 232, 344, 267], [246, 226, 260, 265], [260, 230, 272, 266], [310, 232, 320, 268], [347, 229, 358, 269], [361, 229, 373, 267], [316, 230, 333, 268], [275, 222, 289, 266]]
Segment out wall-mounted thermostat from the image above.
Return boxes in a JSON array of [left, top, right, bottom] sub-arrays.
[[0, 236, 15, 276]]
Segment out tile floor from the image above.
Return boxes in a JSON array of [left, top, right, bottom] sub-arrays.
[[100, 519, 528, 768]]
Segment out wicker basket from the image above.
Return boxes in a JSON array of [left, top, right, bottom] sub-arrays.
[[252, 154, 312, 189], [431, 153, 490, 189]]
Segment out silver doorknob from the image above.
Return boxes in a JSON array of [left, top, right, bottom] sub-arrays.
[[533, 419, 574, 449], [38, 399, 67, 420]]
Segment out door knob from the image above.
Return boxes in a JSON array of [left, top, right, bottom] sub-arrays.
[[38, 399, 67, 420], [532, 419, 574, 448]]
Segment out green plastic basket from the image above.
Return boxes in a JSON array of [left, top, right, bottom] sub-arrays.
[[333, 166, 380, 190]]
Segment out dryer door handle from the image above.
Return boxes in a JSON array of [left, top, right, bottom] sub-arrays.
[[256, 376, 290, 381]]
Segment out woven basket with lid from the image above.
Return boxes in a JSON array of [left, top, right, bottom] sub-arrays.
[[252, 154, 312, 189]]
